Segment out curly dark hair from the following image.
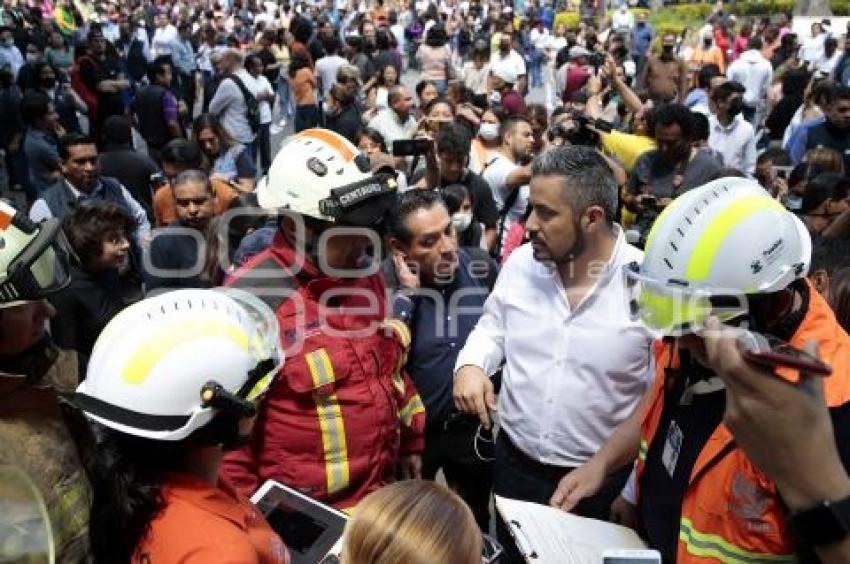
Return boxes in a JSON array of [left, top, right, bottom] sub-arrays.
[[62, 202, 136, 269]]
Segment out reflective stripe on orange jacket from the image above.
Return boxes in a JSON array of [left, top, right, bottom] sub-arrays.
[[636, 281, 850, 563]]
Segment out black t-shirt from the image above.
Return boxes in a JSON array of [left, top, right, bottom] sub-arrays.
[[80, 56, 125, 123], [411, 169, 499, 229], [257, 47, 279, 83], [638, 357, 726, 563]]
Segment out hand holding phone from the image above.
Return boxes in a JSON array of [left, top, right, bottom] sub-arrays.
[[737, 331, 832, 376]]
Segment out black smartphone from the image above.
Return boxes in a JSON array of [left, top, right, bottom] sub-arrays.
[[738, 331, 832, 376], [392, 138, 432, 157]]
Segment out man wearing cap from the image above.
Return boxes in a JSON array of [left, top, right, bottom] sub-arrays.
[[558, 46, 591, 104], [640, 31, 688, 103], [491, 59, 526, 116]]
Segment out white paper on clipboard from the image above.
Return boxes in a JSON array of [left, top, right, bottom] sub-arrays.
[[495, 496, 647, 563]]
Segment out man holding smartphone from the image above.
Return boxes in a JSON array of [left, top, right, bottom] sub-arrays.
[[552, 178, 850, 563]]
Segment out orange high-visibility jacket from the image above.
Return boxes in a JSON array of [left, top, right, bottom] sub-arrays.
[[636, 282, 850, 563]]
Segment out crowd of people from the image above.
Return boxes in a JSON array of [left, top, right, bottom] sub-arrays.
[[3, 0, 850, 562]]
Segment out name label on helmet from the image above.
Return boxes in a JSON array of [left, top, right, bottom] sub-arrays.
[[338, 182, 385, 207]]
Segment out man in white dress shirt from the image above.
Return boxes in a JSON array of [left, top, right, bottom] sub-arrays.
[[453, 145, 655, 563]]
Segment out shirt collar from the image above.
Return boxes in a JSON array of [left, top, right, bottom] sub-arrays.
[[65, 178, 101, 198], [164, 474, 252, 530], [711, 113, 742, 133]]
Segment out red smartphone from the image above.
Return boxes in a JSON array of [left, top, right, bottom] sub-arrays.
[[738, 331, 832, 376]]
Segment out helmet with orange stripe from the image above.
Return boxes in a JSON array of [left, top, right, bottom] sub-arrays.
[[257, 128, 398, 229]]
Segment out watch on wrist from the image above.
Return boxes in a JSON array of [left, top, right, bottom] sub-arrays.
[[790, 496, 850, 547]]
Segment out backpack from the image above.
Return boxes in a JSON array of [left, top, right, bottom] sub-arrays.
[[69, 56, 98, 122], [229, 74, 261, 134]]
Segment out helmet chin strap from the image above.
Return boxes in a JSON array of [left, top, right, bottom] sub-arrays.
[[0, 336, 59, 384]]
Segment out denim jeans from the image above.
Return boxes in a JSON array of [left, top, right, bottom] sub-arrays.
[[277, 76, 293, 121]]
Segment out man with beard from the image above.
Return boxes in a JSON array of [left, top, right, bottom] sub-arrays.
[[639, 31, 688, 103], [453, 146, 655, 563], [144, 170, 215, 292], [626, 103, 722, 245]]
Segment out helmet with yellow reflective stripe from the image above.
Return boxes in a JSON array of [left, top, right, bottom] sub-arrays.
[[258, 128, 398, 228], [74, 288, 284, 442], [625, 178, 811, 335]]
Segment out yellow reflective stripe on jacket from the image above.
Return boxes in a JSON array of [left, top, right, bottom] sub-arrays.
[[399, 395, 425, 427], [679, 518, 795, 563], [305, 349, 350, 496], [52, 473, 91, 549], [638, 439, 648, 462], [382, 318, 411, 349]]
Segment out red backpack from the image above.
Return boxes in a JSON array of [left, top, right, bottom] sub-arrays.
[[69, 56, 99, 122]]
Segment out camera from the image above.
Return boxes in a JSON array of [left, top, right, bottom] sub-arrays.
[[547, 109, 612, 147]]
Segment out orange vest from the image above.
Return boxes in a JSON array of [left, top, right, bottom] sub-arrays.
[[636, 281, 850, 563]]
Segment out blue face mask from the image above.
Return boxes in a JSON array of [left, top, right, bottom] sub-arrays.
[[784, 194, 803, 212]]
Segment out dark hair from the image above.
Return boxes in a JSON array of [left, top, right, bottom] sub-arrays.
[[171, 169, 213, 195], [192, 113, 236, 151], [441, 183, 470, 215], [376, 29, 391, 50], [147, 55, 171, 82], [498, 116, 531, 144], [712, 80, 746, 102], [747, 35, 763, 51], [811, 236, 850, 278], [288, 51, 311, 78], [832, 83, 850, 103], [423, 96, 455, 117], [388, 189, 447, 245], [690, 111, 710, 142], [375, 63, 398, 87], [58, 132, 96, 159], [436, 123, 471, 155], [651, 103, 694, 141], [161, 139, 203, 169], [324, 36, 341, 55], [291, 16, 313, 43], [757, 148, 791, 166], [244, 53, 262, 72], [358, 127, 387, 152], [20, 90, 52, 125], [425, 24, 448, 47], [830, 267, 850, 333], [387, 84, 408, 107], [696, 63, 720, 89], [62, 201, 135, 268], [530, 145, 618, 224], [415, 79, 436, 99]]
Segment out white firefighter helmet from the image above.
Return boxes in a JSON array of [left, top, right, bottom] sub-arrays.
[[625, 178, 811, 335], [0, 200, 73, 308], [257, 128, 398, 226], [74, 288, 284, 441]]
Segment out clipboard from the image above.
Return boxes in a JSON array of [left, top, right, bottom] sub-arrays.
[[495, 496, 648, 563], [251, 480, 348, 564]]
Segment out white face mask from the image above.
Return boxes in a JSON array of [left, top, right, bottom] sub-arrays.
[[478, 122, 499, 141], [489, 90, 501, 105], [452, 212, 473, 232]]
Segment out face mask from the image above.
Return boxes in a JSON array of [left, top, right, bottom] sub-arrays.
[[479, 122, 499, 141], [784, 194, 802, 211], [637, 22, 645, 28], [728, 98, 744, 118], [662, 45, 674, 54], [26, 53, 39, 63], [489, 91, 501, 105], [703, 37, 712, 47], [452, 212, 473, 232]]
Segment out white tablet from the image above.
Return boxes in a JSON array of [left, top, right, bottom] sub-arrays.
[[251, 480, 348, 564]]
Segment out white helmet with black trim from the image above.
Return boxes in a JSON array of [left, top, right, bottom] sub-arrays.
[[258, 128, 398, 228], [74, 288, 284, 442], [0, 200, 73, 308], [625, 178, 811, 335]]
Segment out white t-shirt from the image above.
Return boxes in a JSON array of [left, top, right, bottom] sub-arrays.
[[462, 61, 490, 94], [241, 71, 274, 124], [490, 50, 527, 80], [315, 55, 348, 98], [482, 153, 529, 241], [152, 24, 179, 57]]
